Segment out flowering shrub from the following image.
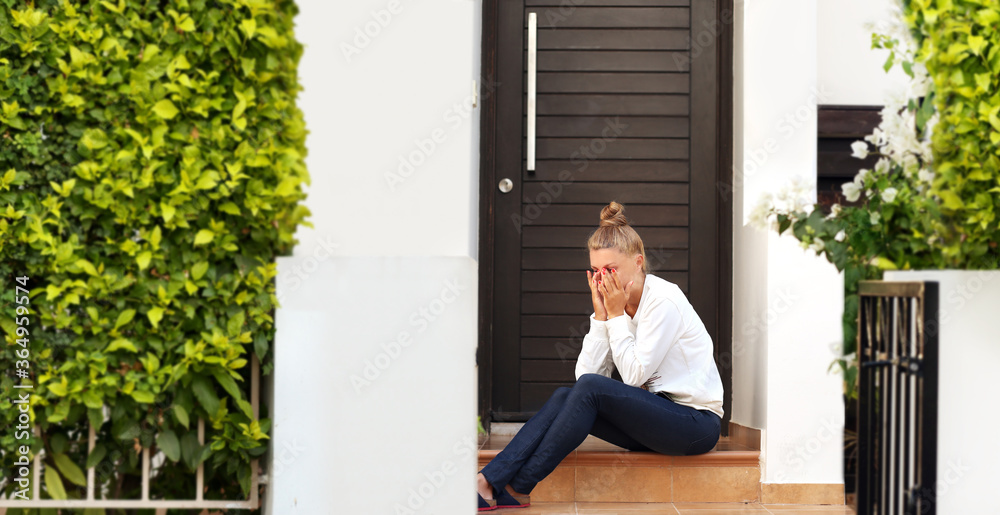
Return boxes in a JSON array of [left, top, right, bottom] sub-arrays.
[[751, 0, 999, 397]]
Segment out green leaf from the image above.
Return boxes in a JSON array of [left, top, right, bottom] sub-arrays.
[[181, 431, 203, 470], [137, 250, 152, 270], [47, 379, 68, 396], [86, 443, 107, 469], [194, 229, 215, 245], [153, 99, 179, 119], [174, 404, 190, 429], [147, 306, 164, 328], [44, 465, 67, 500], [114, 309, 136, 329], [191, 261, 209, 280], [131, 389, 155, 403], [82, 389, 103, 409], [227, 311, 245, 337], [76, 259, 98, 276], [191, 375, 220, 416], [157, 429, 181, 462], [213, 369, 242, 401], [106, 338, 137, 353], [52, 453, 87, 486], [161, 202, 176, 222], [150, 225, 162, 248], [938, 191, 965, 210]]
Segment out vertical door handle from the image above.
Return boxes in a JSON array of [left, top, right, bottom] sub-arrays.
[[527, 12, 537, 173]]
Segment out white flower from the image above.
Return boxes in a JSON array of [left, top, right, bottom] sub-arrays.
[[835, 230, 846, 242], [749, 193, 775, 230], [918, 168, 935, 183], [881, 187, 898, 203], [870, 211, 881, 225], [810, 238, 826, 252], [856, 169, 871, 184], [865, 128, 887, 147], [826, 203, 843, 219], [851, 141, 870, 160], [874, 158, 890, 176], [842, 181, 862, 202]]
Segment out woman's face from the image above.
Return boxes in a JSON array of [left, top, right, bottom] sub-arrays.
[[589, 247, 643, 284]]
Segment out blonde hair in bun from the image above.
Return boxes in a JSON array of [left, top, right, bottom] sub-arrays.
[[587, 201, 650, 274]]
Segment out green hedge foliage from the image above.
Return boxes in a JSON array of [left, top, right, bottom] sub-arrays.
[[906, 0, 1000, 266], [0, 0, 310, 504]]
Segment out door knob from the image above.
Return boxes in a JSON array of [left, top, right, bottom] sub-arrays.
[[498, 178, 513, 193]]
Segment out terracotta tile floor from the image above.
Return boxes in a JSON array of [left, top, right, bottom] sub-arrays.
[[483, 502, 856, 514]]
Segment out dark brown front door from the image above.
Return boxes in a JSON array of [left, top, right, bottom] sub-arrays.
[[478, 0, 733, 429]]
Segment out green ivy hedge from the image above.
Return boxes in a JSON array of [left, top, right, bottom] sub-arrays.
[[0, 0, 310, 505]]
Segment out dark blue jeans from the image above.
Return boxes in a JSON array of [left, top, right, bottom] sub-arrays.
[[479, 373, 721, 495]]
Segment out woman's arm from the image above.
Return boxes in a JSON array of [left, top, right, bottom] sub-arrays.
[[574, 313, 615, 379], [605, 297, 685, 387]]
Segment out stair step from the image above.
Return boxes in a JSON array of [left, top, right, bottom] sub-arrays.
[[478, 434, 761, 503]]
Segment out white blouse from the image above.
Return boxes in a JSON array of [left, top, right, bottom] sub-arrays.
[[574, 273, 725, 418]]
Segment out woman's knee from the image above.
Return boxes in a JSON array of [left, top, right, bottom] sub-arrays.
[[573, 373, 608, 392]]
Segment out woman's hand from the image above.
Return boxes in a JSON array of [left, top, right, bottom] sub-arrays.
[[586, 269, 608, 321], [599, 268, 633, 319]]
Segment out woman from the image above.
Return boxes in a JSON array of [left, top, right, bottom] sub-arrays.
[[476, 201, 725, 511]]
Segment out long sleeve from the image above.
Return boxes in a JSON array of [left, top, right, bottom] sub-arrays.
[[606, 297, 685, 387], [575, 313, 616, 379]]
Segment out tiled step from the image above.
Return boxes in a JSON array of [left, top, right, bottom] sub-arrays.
[[478, 433, 761, 504]]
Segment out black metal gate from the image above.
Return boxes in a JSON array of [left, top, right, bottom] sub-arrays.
[[857, 281, 939, 515]]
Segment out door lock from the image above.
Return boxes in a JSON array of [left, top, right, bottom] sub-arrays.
[[498, 178, 513, 193]]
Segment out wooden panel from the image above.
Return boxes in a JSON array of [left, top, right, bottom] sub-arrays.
[[534, 29, 690, 50], [520, 204, 688, 227], [535, 116, 689, 138], [522, 270, 689, 292], [521, 359, 577, 382], [522, 337, 583, 360], [522, 182, 688, 204], [537, 51, 689, 72], [536, 72, 689, 94], [528, 8, 690, 28], [521, 248, 690, 271], [523, 226, 688, 248], [521, 383, 575, 412], [525, 160, 689, 182], [522, 315, 590, 337], [522, 293, 593, 314], [537, 138, 688, 160], [818, 105, 881, 138], [537, 94, 689, 116]]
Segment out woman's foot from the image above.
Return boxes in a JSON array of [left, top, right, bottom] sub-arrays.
[[476, 473, 495, 500]]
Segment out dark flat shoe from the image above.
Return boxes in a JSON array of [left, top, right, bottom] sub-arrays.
[[478, 492, 498, 511], [494, 486, 530, 509]]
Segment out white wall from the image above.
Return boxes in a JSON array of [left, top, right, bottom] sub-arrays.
[[884, 271, 1000, 514], [294, 0, 481, 258], [818, 0, 910, 105], [733, 0, 846, 486], [266, 1, 482, 513]]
